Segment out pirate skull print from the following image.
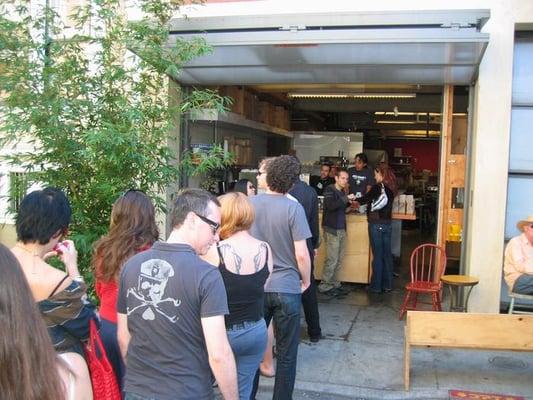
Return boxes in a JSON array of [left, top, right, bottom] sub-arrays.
[[126, 258, 181, 322]]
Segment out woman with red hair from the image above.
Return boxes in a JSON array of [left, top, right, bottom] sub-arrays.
[[203, 192, 272, 400]]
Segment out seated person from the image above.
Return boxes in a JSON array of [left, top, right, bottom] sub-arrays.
[[504, 215, 533, 295], [310, 163, 335, 196]]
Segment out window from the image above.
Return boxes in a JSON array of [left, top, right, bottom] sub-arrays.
[[505, 33, 533, 240]]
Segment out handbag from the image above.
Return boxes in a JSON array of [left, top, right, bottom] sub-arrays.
[[370, 183, 388, 212], [84, 319, 121, 400]]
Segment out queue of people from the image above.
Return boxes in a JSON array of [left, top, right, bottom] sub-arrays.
[[7, 151, 522, 400], [0, 154, 319, 400]]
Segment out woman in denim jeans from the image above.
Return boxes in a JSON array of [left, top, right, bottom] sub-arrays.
[[203, 192, 272, 400], [353, 164, 397, 293]]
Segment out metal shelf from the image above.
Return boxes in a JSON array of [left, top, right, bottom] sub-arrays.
[[188, 109, 293, 138]]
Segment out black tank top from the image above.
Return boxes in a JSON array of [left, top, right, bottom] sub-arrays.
[[218, 245, 269, 328]]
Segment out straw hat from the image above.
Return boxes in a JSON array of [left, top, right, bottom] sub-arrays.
[[517, 215, 533, 232]]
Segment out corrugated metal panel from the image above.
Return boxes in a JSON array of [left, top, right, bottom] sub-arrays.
[[169, 11, 489, 85]]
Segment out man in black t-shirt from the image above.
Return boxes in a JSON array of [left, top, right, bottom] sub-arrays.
[[310, 164, 335, 196], [117, 189, 238, 400], [347, 153, 375, 213]]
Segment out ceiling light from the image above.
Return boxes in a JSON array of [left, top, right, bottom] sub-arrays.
[[375, 111, 416, 116], [376, 120, 417, 125], [287, 93, 417, 99]]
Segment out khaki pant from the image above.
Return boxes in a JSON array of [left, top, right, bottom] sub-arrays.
[[318, 229, 346, 292]]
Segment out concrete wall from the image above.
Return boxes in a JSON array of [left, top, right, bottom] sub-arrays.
[[0, 224, 17, 247], [179, 0, 533, 312]]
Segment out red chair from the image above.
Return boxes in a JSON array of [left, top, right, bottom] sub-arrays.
[[398, 243, 447, 320]]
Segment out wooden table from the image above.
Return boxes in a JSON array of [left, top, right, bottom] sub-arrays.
[[314, 213, 371, 283], [440, 274, 479, 312]]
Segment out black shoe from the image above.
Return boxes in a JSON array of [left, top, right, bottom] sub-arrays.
[[309, 334, 324, 343], [336, 286, 351, 295], [327, 287, 348, 298]]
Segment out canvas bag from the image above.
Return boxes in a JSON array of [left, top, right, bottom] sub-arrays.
[[370, 183, 388, 212]]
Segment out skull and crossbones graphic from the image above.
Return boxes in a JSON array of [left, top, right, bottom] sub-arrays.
[[127, 259, 181, 322]]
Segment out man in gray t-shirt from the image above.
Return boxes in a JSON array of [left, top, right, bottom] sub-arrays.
[[117, 189, 238, 400], [250, 155, 311, 400]]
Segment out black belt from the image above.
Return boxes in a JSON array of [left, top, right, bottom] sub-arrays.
[[225, 319, 262, 331]]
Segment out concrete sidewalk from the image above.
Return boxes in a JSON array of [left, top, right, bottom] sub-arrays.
[[254, 287, 533, 400]]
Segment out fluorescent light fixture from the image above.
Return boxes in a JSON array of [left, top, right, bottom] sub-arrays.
[[375, 111, 416, 116], [288, 93, 417, 99], [375, 111, 468, 116], [376, 120, 417, 124]]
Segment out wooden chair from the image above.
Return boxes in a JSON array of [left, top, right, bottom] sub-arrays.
[[399, 244, 447, 320]]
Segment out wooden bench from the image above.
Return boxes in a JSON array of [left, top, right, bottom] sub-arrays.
[[404, 311, 533, 391]]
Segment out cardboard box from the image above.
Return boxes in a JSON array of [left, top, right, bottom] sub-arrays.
[[220, 86, 244, 115], [243, 90, 257, 120], [275, 106, 291, 130], [257, 101, 274, 125]]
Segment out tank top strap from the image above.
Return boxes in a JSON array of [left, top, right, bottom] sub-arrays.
[[216, 245, 227, 270], [49, 275, 69, 298], [263, 244, 269, 269]]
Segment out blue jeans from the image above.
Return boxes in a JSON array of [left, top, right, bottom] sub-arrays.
[[124, 393, 157, 400], [513, 274, 533, 295], [227, 319, 268, 400], [369, 223, 393, 293], [251, 292, 301, 400]]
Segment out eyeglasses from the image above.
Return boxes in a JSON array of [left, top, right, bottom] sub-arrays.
[[194, 213, 220, 235]]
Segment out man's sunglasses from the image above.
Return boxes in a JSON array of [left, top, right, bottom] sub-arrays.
[[194, 213, 220, 234]]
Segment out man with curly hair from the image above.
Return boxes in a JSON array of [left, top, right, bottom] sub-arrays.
[[250, 155, 311, 400]]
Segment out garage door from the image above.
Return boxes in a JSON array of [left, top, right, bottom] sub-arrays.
[[168, 9, 489, 85]]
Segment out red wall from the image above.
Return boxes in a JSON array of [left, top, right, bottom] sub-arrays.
[[383, 140, 440, 173]]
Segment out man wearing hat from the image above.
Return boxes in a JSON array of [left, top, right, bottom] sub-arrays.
[[504, 215, 533, 295]]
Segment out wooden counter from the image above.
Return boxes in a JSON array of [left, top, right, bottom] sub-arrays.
[[314, 214, 371, 284], [314, 213, 414, 284]]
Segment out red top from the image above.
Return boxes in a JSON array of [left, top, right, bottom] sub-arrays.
[[96, 244, 152, 324]]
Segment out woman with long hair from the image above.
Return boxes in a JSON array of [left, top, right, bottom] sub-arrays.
[[93, 189, 159, 385], [11, 187, 98, 356], [203, 192, 272, 400], [353, 164, 396, 293], [0, 243, 92, 400]]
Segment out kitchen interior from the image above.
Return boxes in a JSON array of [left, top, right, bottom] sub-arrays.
[[185, 84, 469, 279]]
